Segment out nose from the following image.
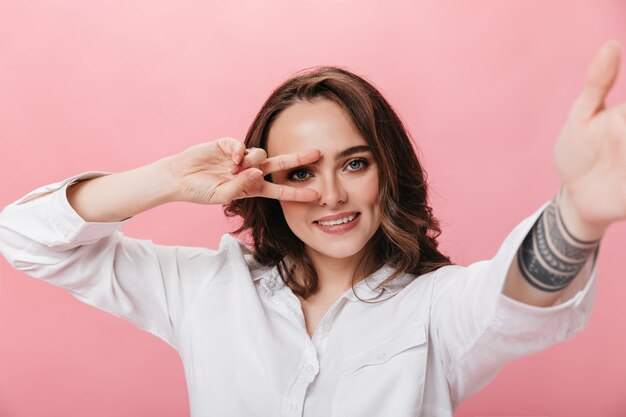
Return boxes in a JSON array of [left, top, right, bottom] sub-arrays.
[[317, 175, 347, 207]]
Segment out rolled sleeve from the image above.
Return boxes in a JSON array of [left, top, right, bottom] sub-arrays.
[[8, 171, 129, 249], [431, 201, 598, 407], [0, 172, 228, 351]]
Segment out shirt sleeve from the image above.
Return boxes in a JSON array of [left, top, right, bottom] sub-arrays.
[[430, 201, 598, 407], [0, 172, 231, 351]]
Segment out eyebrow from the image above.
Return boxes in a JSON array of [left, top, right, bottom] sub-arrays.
[[336, 145, 372, 159]]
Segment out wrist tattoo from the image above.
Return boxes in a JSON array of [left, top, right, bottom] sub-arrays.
[[517, 197, 600, 292]]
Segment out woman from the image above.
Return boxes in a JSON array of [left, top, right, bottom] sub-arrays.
[[0, 41, 622, 416]]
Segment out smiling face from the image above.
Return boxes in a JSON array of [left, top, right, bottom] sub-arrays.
[[267, 99, 381, 268]]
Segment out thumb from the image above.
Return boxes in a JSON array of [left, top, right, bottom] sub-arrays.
[[570, 40, 621, 122]]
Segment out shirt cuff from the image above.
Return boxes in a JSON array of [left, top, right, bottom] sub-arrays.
[[14, 171, 133, 245], [491, 200, 599, 338]]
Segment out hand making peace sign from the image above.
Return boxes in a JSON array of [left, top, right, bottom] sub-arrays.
[[167, 137, 321, 205]]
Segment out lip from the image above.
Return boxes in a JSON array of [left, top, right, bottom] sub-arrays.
[[313, 212, 361, 235], [314, 211, 360, 223]]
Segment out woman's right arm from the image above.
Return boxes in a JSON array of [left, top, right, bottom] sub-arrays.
[[65, 157, 179, 223], [0, 168, 193, 350], [66, 138, 321, 223], [0, 138, 321, 349]]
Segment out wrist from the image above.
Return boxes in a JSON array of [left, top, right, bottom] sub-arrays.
[[151, 156, 184, 204], [557, 187, 608, 241]]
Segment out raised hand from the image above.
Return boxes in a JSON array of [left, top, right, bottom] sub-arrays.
[[554, 40, 626, 229], [168, 137, 321, 205]]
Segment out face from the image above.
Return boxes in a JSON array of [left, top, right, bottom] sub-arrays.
[[267, 99, 381, 267]]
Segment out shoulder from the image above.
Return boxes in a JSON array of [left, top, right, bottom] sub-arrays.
[[214, 234, 274, 281], [396, 262, 491, 301], [432, 261, 490, 282], [164, 234, 256, 279]]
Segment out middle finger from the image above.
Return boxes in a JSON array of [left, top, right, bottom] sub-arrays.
[[260, 149, 322, 174]]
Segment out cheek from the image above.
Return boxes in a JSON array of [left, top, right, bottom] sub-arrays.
[[357, 175, 382, 225], [364, 180, 379, 205], [355, 174, 380, 206], [279, 202, 309, 227]]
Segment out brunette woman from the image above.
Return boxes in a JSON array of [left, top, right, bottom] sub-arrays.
[[0, 41, 623, 416]]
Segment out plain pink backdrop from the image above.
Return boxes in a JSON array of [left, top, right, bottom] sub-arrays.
[[1, 1, 625, 416]]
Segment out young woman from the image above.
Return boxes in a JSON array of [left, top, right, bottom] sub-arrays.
[[0, 41, 622, 416]]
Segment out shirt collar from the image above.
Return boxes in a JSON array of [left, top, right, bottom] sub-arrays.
[[251, 260, 413, 302], [345, 264, 414, 302]]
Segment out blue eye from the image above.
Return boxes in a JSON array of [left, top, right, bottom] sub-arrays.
[[287, 169, 311, 182], [346, 159, 368, 171]]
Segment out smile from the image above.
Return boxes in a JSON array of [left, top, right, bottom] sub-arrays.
[[313, 213, 361, 235], [316, 213, 358, 226]]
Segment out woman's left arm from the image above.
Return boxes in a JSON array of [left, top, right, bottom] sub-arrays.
[[504, 40, 623, 307]]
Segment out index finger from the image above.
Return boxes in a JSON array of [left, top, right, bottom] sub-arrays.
[[260, 149, 321, 174]]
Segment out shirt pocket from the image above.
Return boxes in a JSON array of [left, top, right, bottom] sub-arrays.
[[332, 321, 428, 417]]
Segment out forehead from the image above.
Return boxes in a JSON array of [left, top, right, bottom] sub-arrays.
[[266, 99, 368, 157]]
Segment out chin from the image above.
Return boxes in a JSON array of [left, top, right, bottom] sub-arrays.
[[307, 240, 368, 260]]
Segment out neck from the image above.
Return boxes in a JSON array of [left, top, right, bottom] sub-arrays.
[[306, 248, 372, 295]]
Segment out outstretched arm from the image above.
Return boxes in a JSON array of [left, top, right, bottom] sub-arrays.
[[504, 40, 622, 306]]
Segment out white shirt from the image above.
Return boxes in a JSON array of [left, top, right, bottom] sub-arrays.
[[0, 171, 597, 417]]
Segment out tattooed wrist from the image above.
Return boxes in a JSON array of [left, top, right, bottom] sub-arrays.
[[517, 196, 600, 292]]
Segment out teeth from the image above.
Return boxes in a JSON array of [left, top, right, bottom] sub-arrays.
[[318, 214, 357, 226]]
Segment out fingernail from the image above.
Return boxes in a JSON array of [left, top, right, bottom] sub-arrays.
[[247, 169, 263, 180]]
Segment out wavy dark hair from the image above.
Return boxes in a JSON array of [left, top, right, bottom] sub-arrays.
[[224, 66, 452, 301]]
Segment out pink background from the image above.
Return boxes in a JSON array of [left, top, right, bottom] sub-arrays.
[[1, 1, 625, 416]]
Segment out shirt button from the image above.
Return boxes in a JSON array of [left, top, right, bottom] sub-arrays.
[[322, 321, 332, 331], [289, 402, 297, 412], [305, 365, 315, 374], [377, 352, 387, 360]]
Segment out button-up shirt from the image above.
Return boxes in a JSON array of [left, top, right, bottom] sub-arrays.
[[0, 171, 597, 416]]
